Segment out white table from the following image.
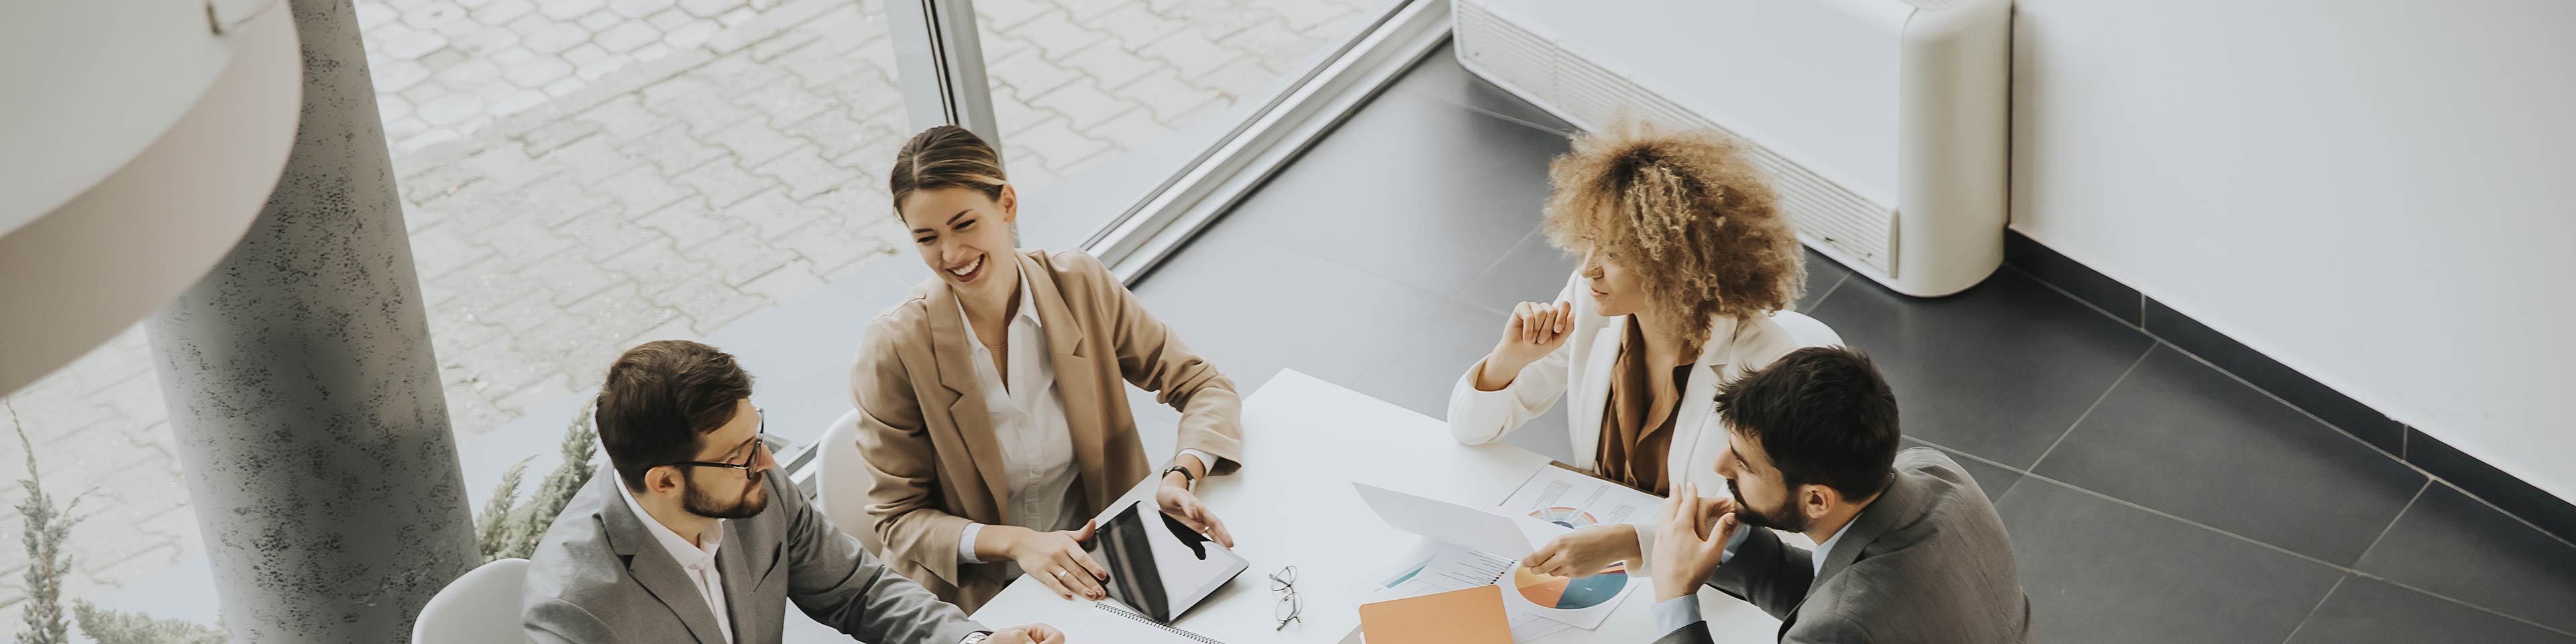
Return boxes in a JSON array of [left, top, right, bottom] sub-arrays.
[[967, 370, 1785, 643]]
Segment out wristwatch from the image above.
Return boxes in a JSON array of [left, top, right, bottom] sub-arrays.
[[961, 632, 991, 644], [1162, 464, 1198, 490]]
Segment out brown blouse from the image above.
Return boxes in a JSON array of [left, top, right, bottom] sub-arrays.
[[1597, 317, 1688, 496]]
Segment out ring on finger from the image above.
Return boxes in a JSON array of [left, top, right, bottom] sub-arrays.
[[1054, 570, 1069, 579]]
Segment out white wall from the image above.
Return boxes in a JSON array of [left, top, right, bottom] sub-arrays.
[[2011, 0, 2576, 500]]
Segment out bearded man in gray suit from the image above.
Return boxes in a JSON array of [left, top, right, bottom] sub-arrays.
[[1646, 347, 2033, 644], [523, 339, 1064, 644]]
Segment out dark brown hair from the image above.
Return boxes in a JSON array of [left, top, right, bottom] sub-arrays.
[[1544, 120, 1805, 350], [594, 339, 753, 491], [1713, 346, 1898, 501], [889, 125, 1010, 213]]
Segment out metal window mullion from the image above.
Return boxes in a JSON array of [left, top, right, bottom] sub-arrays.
[[884, 0, 1000, 152]]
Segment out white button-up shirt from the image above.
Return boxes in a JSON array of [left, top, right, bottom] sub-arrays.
[[949, 273, 1217, 564], [616, 481, 733, 643], [954, 273, 1085, 564]]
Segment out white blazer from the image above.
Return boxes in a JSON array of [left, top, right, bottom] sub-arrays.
[[1447, 270, 1830, 570]]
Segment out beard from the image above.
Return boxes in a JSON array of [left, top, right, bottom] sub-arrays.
[[682, 470, 769, 520], [1725, 477, 1809, 534]]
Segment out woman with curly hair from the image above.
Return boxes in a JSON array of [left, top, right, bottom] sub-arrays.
[[1448, 121, 1811, 579]]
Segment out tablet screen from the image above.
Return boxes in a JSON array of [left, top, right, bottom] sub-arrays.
[[1088, 500, 1248, 623]]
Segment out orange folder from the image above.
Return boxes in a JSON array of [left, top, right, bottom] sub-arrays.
[[1358, 585, 1514, 644]]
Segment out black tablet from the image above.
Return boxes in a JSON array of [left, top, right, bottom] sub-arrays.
[[1085, 500, 1250, 623]]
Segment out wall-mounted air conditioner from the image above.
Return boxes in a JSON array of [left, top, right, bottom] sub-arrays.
[[1454, 0, 2010, 297]]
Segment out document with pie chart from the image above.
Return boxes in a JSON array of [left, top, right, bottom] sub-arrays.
[[1492, 464, 1664, 628]]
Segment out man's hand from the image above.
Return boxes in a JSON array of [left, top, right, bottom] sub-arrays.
[[1155, 474, 1235, 547], [1521, 524, 1640, 578], [985, 623, 1066, 643], [1648, 482, 1739, 602]]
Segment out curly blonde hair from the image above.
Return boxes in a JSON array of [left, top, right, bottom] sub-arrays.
[[1544, 120, 1805, 350]]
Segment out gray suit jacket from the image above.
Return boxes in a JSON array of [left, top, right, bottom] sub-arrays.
[[1657, 448, 2033, 644], [523, 471, 984, 643]]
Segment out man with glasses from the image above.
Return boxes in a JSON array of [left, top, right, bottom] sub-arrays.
[[523, 339, 1065, 643]]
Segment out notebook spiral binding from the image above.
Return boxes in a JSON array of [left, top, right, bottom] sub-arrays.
[[1093, 602, 1230, 644]]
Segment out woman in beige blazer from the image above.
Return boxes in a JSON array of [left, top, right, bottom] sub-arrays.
[[1449, 121, 1810, 582], [849, 125, 1245, 611]]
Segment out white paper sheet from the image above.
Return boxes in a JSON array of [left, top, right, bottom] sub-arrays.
[[1499, 464, 1665, 531], [1352, 482, 1547, 559]]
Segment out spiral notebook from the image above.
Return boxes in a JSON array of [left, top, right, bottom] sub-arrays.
[[1090, 602, 1230, 644]]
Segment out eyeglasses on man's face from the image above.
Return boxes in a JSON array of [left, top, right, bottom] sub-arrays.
[[663, 407, 770, 477]]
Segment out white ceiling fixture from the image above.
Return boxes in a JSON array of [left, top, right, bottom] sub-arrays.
[[0, 0, 304, 394]]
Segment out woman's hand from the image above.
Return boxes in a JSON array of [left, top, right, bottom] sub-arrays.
[[1156, 474, 1236, 547], [1476, 301, 1574, 390], [991, 523, 1110, 600], [985, 623, 1066, 644], [1521, 523, 1640, 578]]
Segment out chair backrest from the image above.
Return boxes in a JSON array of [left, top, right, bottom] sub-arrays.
[[413, 557, 531, 644], [817, 409, 883, 551], [1772, 310, 1845, 350]]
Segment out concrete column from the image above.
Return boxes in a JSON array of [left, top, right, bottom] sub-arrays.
[[145, 0, 477, 641]]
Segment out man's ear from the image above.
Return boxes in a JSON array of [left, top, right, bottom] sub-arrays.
[[1801, 484, 1839, 520], [646, 466, 679, 495]]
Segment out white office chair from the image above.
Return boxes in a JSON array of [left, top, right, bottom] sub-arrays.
[[1772, 310, 1844, 349], [413, 557, 531, 644], [816, 409, 881, 551]]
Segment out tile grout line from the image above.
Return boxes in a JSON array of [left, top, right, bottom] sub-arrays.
[[1919, 435, 2576, 639], [2002, 263, 2146, 335], [2350, 478, 2430, 567], [2347, 571, 2576, 640], [2023, 345, 2152, 472], [2273, 574, 2347, 644], [1446, 226, 1546, 305], [1805, 270, 1851, 313]]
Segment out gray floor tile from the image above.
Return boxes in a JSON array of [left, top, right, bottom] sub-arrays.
[[1805, 269, 2153, 469], [2355, 483, 2576, 633], [1901, 438, 2022, 504], [1999, 478, 2346, 644], [1796, 248, 1851, 313], [1344, 297, 1585, 464], [1134, 226, 1446, 395], [2143, 297, 2405, 455], [1452, 227, 1574, 315], [1348, 299, 1504, 419], [2031, 345, 2427, 566], [1210, 76, 1568, 299], [2285, 575, 2576, 644], [1393, 44, 1582, 136]]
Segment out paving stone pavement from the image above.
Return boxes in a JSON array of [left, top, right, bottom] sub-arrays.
[[0, 0, 1376, 629]]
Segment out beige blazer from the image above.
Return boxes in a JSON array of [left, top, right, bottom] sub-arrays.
[[847, 249, 1244, 610]]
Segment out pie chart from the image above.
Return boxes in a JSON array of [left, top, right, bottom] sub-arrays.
[[1529, 506, 1597, 529], [1511, 561, 1629, 610]]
